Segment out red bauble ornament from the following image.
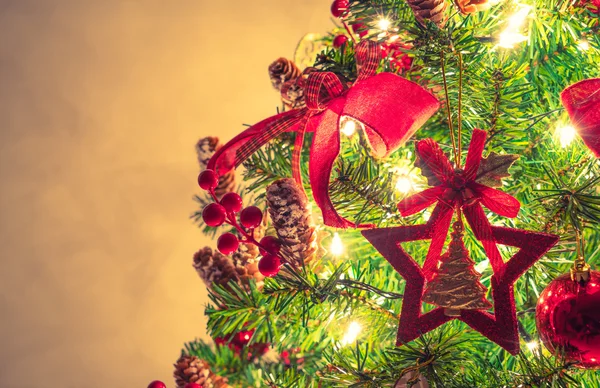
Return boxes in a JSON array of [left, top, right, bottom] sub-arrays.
[[333, 35, 349, 48], [330, 0, 349, 18], [561, 78, 600, 157], [259, 254, 281, 277], [147, 381, 166, 388], [239, 206, 263, 228], [202, 203, 227, 227], [197, 169, 219, 190], [217, 232, 239, 255], [220, 192, 243, 213], [259, 236, 281, 256], [536, 270, 600, 369], [184, 383, 204, 388]]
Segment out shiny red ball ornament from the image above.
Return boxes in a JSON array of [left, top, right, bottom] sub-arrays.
[[197, 169, 219, 190], [258, 254, 281, 277], [220, 192, 243, 213], [184, 383, 204, 388], [259, 236, 281, 256], [333, 35, 348, 48], [536, 270, 600, 369], [330, 0, 349, 18], [147, 381, 166, 388], [202, 203, 227, 227], [217, 232, 239, 255], [239, 206, 263, 228]]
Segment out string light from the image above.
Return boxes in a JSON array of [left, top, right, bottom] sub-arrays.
[[341, 321, 362, 345], [557, 125, 576, 147], [395, 176, 414, 194], [378, 18, 391, 31], [578, 39, 590, 51], [340, 118, 357, 137], [526, 340, 539, 352], [330, 232, 344, 256], [498, 4, 532, 49]]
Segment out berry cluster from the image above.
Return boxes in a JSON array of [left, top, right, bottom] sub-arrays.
[[198, 169, 283, 277], [331, 0, 368, 49]]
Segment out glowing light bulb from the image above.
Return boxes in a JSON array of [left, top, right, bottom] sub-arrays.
[[498, 4, 531, 49], [557, 125, 576, 147], [341, 321, 362, 345], [395, 176, 413, 194], [378, 18, 391, 31], [526, 341, 539, 352], [578, 39, 590, 51], [340, 119, 357, 137], [330, 233, 344, 256]]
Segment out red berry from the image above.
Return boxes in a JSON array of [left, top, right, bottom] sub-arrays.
[[202, 203, 227, 227], [239, 206, 263, 228], [184, 383, 204, 388], [258, 254, 281, 277], [220, 192, 243, 213], [333, 35, 348, 48], [352, 23, 368, 37], [197, 169, 219, 190], [147, 381, 166, 388], [259, 236, 281, 256], [217, 233, 239, 255], [234, 329, 254, 347], [330, 0, 349, 18]]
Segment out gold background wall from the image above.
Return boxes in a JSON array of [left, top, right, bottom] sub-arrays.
[[0, 1, 329, 386]]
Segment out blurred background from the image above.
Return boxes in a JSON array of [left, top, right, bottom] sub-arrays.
[[0, 1, 330, 386]]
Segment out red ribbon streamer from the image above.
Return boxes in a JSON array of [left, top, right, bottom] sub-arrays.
[[397, 129, 521, 280], [207, 40, 440, 228]]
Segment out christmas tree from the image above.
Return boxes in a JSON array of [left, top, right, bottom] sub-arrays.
[[148, 0, 600, 387], [422, 219, 493, 316]]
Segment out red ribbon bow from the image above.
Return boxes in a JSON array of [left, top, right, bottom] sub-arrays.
[[208, 40, 440, 228], [398, 129, 521, 279]]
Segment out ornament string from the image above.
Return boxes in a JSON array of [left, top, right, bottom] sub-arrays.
[[571, 224, 591, 282], [341, 21, 357, 44], [440, 50, 459, 167]]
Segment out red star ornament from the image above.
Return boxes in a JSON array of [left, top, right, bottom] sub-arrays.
[[362, 219, 558, 355]]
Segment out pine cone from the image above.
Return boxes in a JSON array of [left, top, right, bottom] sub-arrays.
[[195, 136, 236, 199], [231, 217, 267, 286], [268, 58, 301, 91], [266, 178, 317, 266], [193, 247, 240, 291], [280, 67, 317, 110], [173, 355, 231, 388], [407, 0, 448, 27], [454, 0, 490, 14]]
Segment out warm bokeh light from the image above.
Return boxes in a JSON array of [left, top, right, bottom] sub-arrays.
[[395, 176, 414, 194], [526, 340, 539, 352], [340, 118, 357, 137], [378, 18, 391, 31], [557, 125, 577, 147], [341, 321, 362, 345], [330, 232, 344, 256], [577, 39, 590, 51], [498, 4, 531, 48]]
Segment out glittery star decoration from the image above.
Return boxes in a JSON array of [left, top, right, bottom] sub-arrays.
[[362, 218, 558, 354]]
